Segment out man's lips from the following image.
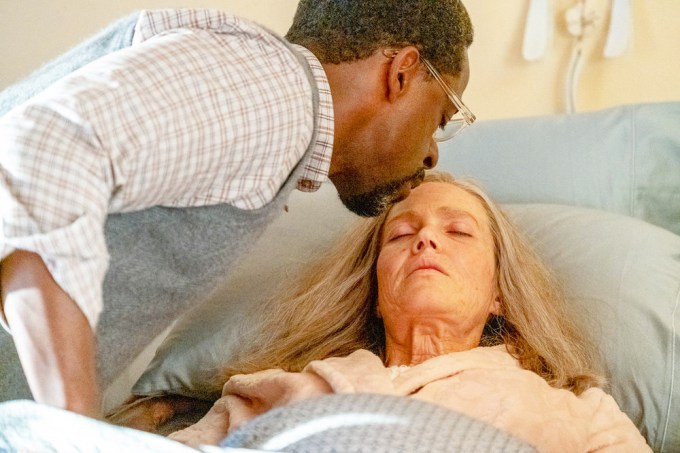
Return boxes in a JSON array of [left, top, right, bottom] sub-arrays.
[[392, 170, 426, 204], [392, 185, 411, 204]]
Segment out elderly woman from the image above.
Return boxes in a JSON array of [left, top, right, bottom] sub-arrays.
[[117, 172, 650, 451]]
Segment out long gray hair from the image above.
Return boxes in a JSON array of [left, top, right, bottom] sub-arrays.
[[219, 172, 603, 395]]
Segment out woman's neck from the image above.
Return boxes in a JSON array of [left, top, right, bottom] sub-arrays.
[[383, 319, 482, 366]]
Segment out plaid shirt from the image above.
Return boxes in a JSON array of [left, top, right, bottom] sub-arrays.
[[0, 9, 334, 327]]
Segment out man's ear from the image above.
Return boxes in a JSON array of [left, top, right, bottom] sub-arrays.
[[386, 46, 421, 102]]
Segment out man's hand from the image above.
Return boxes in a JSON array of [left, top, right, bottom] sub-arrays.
[[1, 250, 102, 418]]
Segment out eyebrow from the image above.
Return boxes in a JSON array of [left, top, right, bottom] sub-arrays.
[[385, 206, 480, 228]]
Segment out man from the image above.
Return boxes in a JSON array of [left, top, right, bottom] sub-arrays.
[[0, 0, 474, 419]]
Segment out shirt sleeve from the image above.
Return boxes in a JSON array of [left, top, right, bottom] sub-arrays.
[[1, 102, 112, 329]]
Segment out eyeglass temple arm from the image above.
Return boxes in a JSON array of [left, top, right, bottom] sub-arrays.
[[420, 58, 476, 125]]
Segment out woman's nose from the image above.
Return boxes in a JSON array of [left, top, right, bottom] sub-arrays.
[[412, 227, 439, 253]]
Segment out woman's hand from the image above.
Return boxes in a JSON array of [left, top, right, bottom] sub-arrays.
[[106, 395, 206, 433]]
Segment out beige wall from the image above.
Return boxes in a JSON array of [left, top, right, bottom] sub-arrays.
[[465, 0, 680, 119], [2, 1, 679, 120], [0, 1, 299, 86]]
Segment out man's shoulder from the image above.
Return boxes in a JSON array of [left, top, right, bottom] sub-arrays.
[[133, 9, 281, 45]]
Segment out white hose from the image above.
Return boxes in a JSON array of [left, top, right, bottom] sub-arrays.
[[564, 0, 591, 114], [565, 41, 584, 114]]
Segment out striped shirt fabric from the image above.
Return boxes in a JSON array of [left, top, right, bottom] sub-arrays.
[[0, 9, 334, 327]]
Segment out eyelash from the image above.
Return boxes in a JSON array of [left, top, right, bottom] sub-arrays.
[[448, 230, 472, 237], [388, 233, 412, 242]]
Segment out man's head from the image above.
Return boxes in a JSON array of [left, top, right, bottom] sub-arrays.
[[287, 1, 474, 217]]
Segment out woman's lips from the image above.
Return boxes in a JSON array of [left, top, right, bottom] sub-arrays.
[[408, 260, 448, 276]]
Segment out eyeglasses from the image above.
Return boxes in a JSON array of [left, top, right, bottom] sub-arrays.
[[420, 58, 476, 141], [383, 49, 476, 142]]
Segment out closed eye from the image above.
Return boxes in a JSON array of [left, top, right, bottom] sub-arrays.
[[386, 225, 417, 242], [388, 232, 413, 242], [446, 225, 473, 237]]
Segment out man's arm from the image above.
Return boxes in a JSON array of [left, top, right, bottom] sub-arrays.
[[0, 250, 101, 418]]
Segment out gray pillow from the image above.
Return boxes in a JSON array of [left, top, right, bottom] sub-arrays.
[[441, 102, 680, 236], [132, 184, 680, 453], [506, 204, 679, 453]]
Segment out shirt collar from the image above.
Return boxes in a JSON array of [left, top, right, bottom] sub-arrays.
[[291, 44, 334, 192]]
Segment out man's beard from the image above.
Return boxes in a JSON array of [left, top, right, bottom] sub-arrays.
[[341, 168, 425, 217]]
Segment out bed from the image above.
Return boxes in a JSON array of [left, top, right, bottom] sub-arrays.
[[123, 101, 680, 452], [1, 103, 678, 451], [0, 15, 678, 451]]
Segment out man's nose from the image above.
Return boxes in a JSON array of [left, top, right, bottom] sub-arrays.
[[423, 138, 439, 170]]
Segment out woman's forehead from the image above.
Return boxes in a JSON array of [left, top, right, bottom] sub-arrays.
[[385, 182, 488, 223]]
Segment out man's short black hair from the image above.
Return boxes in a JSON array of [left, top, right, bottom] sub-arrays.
[[286, 0, 473, 76]]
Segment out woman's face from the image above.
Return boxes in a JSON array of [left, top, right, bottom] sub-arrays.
[[376, 182, 501, 343]]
